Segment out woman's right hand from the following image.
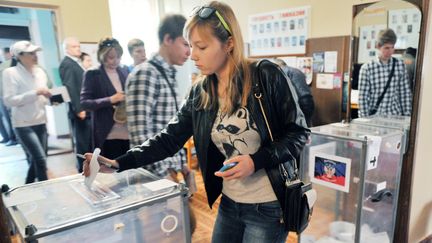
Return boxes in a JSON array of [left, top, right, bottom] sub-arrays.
[[110, 92, 125, 104], [36, 88, 52, 98], [82, 153, 120, 177]]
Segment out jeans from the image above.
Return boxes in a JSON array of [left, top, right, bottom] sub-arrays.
[[14, 124, 48, 183], [0, 98, 16, 142], [212, 194, 288, 243]]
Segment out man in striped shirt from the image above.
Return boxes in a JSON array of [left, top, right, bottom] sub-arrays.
[[358, 28, 412, 117], [125, 14, 190, 177]]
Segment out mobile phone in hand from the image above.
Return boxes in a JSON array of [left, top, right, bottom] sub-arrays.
[[218, 162, 238, 172]]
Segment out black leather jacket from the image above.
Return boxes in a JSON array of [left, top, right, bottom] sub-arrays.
[[117, 60, 310, 208]]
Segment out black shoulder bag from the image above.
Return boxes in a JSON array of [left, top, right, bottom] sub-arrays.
[[254, 60, 315, 234], [369, 57, 396, 116]]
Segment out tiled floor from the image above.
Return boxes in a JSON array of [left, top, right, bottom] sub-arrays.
[[0, 136, 78, 189]]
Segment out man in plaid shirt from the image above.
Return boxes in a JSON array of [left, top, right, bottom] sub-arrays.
[[358, 28, 412, 117], [126, 14, 191, 177]]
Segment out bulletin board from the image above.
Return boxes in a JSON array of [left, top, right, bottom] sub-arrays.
[[248, 6, 310, 57], [358, 24, 386, 63], [388, 8, 421, 49]]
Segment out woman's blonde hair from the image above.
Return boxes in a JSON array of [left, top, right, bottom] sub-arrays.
[[97, 37, 123, 63], [184, 1, 251, 115]]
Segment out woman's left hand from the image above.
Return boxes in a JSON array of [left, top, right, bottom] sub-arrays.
[[214, 155, 255, 180]]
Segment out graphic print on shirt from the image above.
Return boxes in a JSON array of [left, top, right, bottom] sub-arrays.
[[213, 107, 260, 158]]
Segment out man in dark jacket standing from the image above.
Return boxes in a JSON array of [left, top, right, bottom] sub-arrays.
[[59, 37, 91, 172], [274, 58, 315, 126]]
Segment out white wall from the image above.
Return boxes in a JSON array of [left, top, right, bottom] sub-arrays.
[[408, 1, 432, 241]]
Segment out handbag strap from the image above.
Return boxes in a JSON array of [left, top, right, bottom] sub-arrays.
[[148, 60, 179, 112], [372, 57, 396, 113], [253, 60, 298, 182], [148, 60, 186, 167]]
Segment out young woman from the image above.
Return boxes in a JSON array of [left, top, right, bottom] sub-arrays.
[[83, 2, 308, 242], [3, 41, 51, 183], [80, 37, 129, 159]]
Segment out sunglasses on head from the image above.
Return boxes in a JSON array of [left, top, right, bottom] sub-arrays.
[[101, 39, 119, 48], [191, 6, 232, 36]]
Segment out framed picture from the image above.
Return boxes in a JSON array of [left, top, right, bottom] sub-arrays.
[[309, 152, 351, 192]]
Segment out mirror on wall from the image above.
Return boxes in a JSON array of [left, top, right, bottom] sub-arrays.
[[350, 0, 421, 119]]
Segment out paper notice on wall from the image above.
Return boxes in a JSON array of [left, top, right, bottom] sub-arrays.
[[312, 52, 325, 73], [351, 90, 359, 105], [324, 51, 337, 73], [363, 135, 382, 170], [316, 73, 334, 89]]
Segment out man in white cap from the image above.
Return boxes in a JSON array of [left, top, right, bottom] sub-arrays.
[[2, 40, 52, 183]]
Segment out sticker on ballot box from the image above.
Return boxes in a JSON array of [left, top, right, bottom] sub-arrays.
[[143, 179, 177, 192], [362, 135, 382, 171]]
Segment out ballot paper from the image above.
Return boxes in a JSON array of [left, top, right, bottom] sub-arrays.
[[84, 148, 101, 188], [143, 179, 177, 192], [306, 188, 317, 209]]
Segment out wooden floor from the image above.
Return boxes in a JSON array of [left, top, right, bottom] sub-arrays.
[[1, 139, 298, 242], [189, 170, 298, 243]]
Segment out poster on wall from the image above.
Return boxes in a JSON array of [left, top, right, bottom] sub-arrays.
[[358, 24, 386, 64], [388, 8, 421, 49], [316, 73, 333, 89], [312, 52, 324, 73], [296, 57, 313, 85], [249, 6, 310, 57], [324, 51, 338, 73]]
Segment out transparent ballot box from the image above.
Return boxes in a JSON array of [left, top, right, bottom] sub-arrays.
[[299, 123, 404, 243], [2, 168, 191, 243], [351, 115, 410, 153]]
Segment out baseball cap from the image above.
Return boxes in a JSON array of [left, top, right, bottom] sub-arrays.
[[11, 41, 42, 56]]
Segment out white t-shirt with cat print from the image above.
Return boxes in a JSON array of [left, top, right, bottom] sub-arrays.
[[211, 105, 277, 203]]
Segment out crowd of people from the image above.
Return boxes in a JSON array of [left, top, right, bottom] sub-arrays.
[[0, 1, 414, 242]]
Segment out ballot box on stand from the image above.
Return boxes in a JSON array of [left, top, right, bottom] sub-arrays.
[[2, 168, 191, 243], [299, 123, 404, 243]]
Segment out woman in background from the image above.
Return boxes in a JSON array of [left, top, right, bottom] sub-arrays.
[[2, 41, 51, 183], [80, 37, 129, 159]]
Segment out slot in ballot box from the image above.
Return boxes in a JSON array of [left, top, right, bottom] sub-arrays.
[[299, 123, 404, 243], [351, 115, 410, 154], [2, 168, 191, 243]]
